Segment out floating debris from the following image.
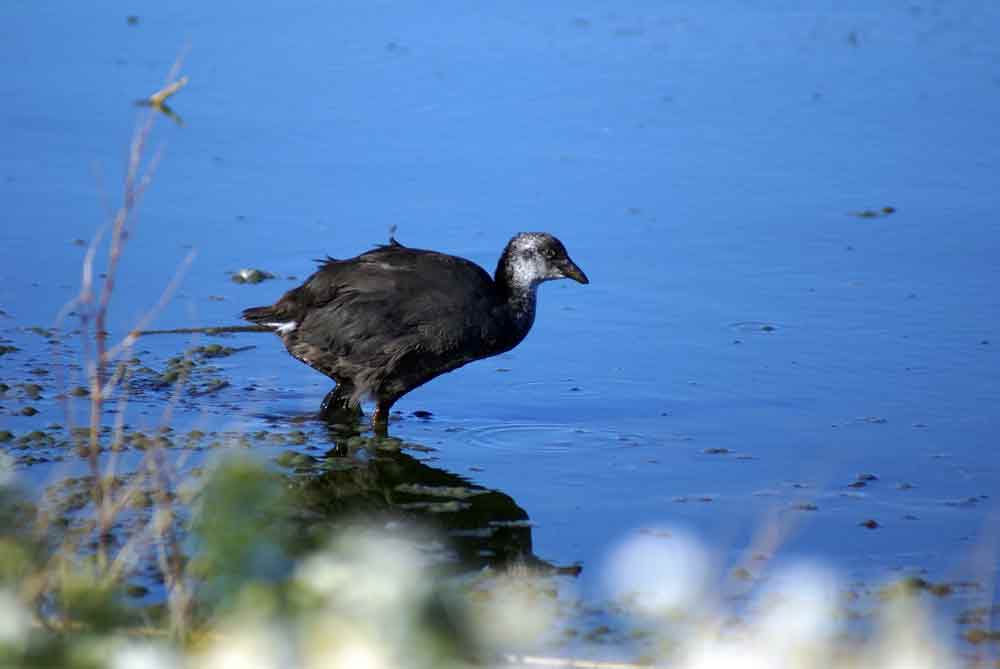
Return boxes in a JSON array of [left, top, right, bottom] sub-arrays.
[[192, 378, 229, 396], [232, 268, 276, 284], [850, 206, 896, 219], [191, 343, 247, 359], [21, 383, 43, 400], [859, 416, 888, 424], [964, 628, 1000, 645], [730, 321, 779, 334], [849, 473, 879, 488], [945, 496, 987, 508]]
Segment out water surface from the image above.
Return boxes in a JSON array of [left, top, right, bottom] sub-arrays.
[[2, 0, 999, 655]]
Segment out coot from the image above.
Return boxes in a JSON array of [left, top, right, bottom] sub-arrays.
[[243, 232, 588, 428]]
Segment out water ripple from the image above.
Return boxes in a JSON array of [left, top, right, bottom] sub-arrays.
[[465, 422, 651, 455]]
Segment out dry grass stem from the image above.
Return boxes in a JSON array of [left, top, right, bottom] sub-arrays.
[[148, 76, 189, 107], [32, 50, 201, 636]]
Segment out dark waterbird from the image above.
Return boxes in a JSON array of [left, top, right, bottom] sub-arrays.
[[242, 233, 588, 429]]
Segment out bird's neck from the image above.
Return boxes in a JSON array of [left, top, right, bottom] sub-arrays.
[[494, 256, 539, 342]]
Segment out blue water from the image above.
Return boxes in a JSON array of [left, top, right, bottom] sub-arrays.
[[3, 0, 1000, 643]]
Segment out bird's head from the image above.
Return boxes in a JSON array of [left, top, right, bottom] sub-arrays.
[[501, 232, 589, 289]]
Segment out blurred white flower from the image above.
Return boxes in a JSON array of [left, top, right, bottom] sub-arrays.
[[304, 638, 386, 669], [865, 598, 959, 669], [470, 571, 558, 652], [683, 637, 771, 669], [109, 641, 179, 669], [192, 624, 295, 669], [296, 552, 352, 597], [0, 588, 31, 647], [298, 609, 388, 669], [754, 563, 842, 650], [600, 528, 966, 669], [329, 643, 384, 669], [295, 532, 431, 617], [604, 528, 712, 616]]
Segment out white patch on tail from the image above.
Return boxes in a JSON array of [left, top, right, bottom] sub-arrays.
[[265, 321, 298, 335]]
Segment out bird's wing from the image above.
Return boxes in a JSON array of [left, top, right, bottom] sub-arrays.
[[295, 247, 503, 355]]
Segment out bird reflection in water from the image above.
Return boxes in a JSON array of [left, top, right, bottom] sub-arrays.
[[283, 422, 580, 575]]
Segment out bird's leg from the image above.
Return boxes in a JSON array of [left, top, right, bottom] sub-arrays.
[[319, 385, 362, 424], [370, 397, 396, 434], [371, 404, 389, 434]]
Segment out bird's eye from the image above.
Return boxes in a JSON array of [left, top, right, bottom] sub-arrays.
[[542, 248, 556, 259]]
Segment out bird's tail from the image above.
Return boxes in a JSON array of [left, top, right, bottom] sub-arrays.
[[241, 305, 279, 323], [241, 305, 299, 335]]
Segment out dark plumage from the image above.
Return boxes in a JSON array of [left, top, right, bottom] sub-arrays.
[[242, 232, 588, 428]]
